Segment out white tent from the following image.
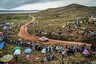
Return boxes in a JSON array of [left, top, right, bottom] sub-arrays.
[[3, 26, 8, 30], [41, 48, 46, 54], [14, 49, 21, 55], [82, 49, 90, 55]]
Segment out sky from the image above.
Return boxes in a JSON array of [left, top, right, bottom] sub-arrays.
[[0, 0, 96, 10]]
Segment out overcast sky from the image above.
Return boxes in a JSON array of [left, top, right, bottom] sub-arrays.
[[0, 0, 96, 10]]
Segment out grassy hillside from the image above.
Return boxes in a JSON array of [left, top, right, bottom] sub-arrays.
[[34, 4, 96, 22], [29, 4, 96, 43], [0, 4, 96, 42], [0, 14, 32, 40]]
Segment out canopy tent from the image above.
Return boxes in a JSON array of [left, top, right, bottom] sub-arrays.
[[0, 42, 5, 49], [24, 48, 32, 54], [0, 54, 13, 62], [13, 46, 21, 52], [3, 26, 8, 30], [82, 49, 90, 55], [41, 48, 46, 54], [13, 49, 21, 55]]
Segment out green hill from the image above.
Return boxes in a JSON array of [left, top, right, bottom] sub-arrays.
[[29, 4, 96, 43], [34, 3, 96, 20]]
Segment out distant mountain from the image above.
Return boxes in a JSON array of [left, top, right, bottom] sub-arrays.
[[0, 10, 39, 14], [34, 3, 96, 18], [64, 3, 88, 9]]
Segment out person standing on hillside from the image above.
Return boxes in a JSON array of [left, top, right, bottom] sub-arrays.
[[61, 50, 66, 59], [47, 54, 51, 62], [52, 54, 55, 61]]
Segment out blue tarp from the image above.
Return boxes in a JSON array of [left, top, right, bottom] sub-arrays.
[[24, 48, 32, 54], [0, 42, 5, 49]]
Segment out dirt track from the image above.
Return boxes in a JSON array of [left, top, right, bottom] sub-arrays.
[[18, 16, 91, 45]]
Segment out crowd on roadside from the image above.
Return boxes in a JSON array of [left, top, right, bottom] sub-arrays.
[[28, 17, 96, 42], [2, 36, 96, 64], [0, 16, 96, 64]]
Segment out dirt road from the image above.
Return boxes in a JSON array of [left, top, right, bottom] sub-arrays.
[[18, 16, 91, 45]]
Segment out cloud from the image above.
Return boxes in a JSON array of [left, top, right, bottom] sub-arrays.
[[0, 0, 96, 10], [13, 0, 69, 10], [0, 0, 59, 9]]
